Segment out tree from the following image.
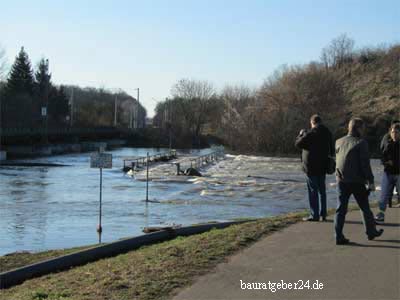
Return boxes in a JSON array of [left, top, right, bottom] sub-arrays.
[[0, 45, 7, 81], [48, 85, 70, 127], [218, 84, 258, 150], [6, 47, 35, 95], [257, 62, 345, 153], [33, 58, 52, 128], [4, 47, 35, 128], [35, 58, 51, 98], [321, 34, 355, 69], [171, 79, 216, 146]]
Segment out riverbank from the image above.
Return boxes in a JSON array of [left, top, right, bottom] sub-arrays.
[[1, 211, 308, 299], [1, 203, 379, 300]]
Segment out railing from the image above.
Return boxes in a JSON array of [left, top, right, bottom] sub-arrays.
[[122, 149, 177, 171], [189, 149, 225, 169]]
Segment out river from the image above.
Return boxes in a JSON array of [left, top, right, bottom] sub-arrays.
[[0, 147, 385, 255]]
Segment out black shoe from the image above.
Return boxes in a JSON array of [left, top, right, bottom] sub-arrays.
[[336, 237, 350, 245], [303, 216, 319, 222], [321, 216, 327, 222], [368, 229, 384, 240]]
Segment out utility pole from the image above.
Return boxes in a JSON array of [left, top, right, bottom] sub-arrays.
[[114, 94, 118, 127], [132, 88, 139, 129], [70, 87, 74, 127], [137, 88, 140, 128]]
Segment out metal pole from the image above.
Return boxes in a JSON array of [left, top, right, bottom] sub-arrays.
[[98, 167, 103, 243], [114, 95, 118, 127], [146, 152, 149, 202], [70, 87, 74, 127], [137, 88, 140, 128]]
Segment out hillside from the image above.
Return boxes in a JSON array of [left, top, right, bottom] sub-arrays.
[[343, 45, 399, 119], [339, 45, 399, 150]]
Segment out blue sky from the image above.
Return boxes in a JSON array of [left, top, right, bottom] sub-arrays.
[[1, 0, 399, 116]]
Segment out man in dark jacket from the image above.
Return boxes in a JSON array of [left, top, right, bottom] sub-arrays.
[[295, 114, 334, 222], [375, 123, 400, 222], [380, 120, 400, 207], [334, 118, 383, 245]]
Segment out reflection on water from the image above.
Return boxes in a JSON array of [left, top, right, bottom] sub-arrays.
[[0, 148, 384, 255]]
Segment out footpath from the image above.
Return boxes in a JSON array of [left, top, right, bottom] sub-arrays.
[[173, 207, 400, 300]]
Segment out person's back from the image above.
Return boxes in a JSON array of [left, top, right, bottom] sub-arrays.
[[335, 135, 374, 184], [334, 118, 382, 245]]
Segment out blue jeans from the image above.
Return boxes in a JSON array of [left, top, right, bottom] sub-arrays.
[[306, 175, 327, 220], [335, 181, 376, 240], [379, 172, 400, 211]]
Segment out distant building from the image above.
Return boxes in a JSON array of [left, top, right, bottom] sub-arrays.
[[145, 117, 153, 127]]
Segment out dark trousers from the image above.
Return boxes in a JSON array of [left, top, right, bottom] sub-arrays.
[[335, 181, 376, 240], [306, 175, 327, 220]]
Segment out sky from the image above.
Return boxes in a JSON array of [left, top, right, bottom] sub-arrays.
[[0, 0, 399, 116]]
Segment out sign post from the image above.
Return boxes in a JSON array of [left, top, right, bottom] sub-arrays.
[[146, 152, 149, 202], [90, 150, 112, 243]]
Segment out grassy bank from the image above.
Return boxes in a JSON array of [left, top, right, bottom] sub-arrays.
[[1, 211, 309, 300], [1, 203, 378, 300], [0, 246, 92, 274]]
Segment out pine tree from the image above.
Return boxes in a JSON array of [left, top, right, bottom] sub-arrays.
[[3, 47, 35, 128], [6, 47, 35, 95], [48, 85, 70, 127], [35, 58, 51, 99]]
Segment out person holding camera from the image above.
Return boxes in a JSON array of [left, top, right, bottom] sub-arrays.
[[295, 114, 334, 222]]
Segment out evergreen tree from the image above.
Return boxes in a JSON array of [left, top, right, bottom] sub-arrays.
[[35, 58, 51, 99], [6, 47, 35, 95], [3, 47, 35, 128], [48, 85, 70, 127]]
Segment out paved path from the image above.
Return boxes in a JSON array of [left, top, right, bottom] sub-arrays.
[[173, 207, 400, 300]]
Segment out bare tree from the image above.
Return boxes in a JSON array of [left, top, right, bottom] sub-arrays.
[[170, 79, 217, 145], [321, 34, 355, 69], [0, 45, 7, 80]]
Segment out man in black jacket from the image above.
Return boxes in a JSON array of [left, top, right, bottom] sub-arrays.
[[295, 114, 334, 222], [335, 118, 383, 245], [380, 120, 400, 207], [376, 123, 400, 222]]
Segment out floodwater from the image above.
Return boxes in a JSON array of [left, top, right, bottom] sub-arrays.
[[0, 147, 385, 255]]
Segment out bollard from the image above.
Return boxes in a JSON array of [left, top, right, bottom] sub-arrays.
[[176, 163, 181, 175]]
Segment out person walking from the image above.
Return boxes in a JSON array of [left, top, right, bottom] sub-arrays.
[[334, 118, 383, 245], [380, 120, 400, 207], [295, 114, 334, 222], [375, 123, 400, 223]]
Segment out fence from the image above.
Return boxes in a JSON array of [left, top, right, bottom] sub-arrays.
[[189, 148, 225, 169]]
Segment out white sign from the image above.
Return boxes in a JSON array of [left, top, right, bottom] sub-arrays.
[[90, 153, 112, 169], [41, 106, 47, 116]]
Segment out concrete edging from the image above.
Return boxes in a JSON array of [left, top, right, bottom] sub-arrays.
[[0, 220, 254, 289]]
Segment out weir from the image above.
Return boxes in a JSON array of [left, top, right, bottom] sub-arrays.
[[188, 148, 225, 170], [122, 149, 177, 171]]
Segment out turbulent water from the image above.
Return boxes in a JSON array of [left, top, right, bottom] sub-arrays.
[[0, 147, 385, 255]]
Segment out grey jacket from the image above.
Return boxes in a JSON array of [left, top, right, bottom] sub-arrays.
[[335, 135, 374, 184]]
